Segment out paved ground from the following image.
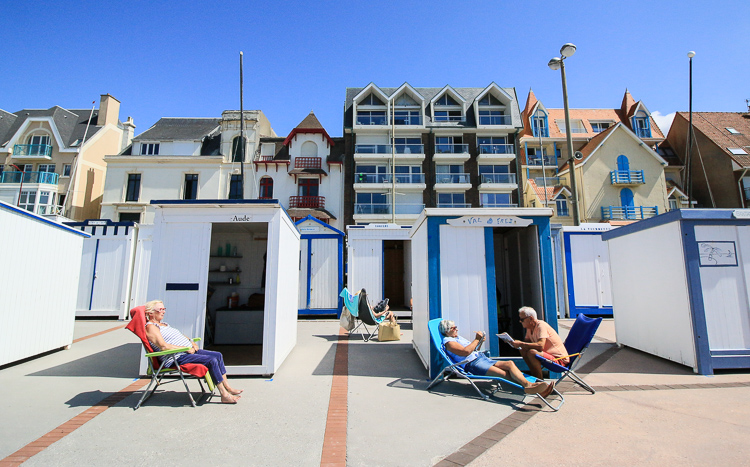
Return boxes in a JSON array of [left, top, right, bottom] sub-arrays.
[[1, 318, 749, 466]]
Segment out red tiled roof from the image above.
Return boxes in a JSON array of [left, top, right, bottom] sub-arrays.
[[528, 179, 564, 202], [676, 111, 750, 168]]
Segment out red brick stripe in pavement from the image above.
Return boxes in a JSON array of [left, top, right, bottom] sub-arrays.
[[72, 324, 127, 343], [320, 326, 349, 467]]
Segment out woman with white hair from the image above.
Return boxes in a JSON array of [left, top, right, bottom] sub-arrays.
[[513, 306, 569, 379], [438, 319, 552, 397]]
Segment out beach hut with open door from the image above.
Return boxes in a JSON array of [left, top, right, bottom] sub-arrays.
[[346, 223, 414, 316], [295, 216, 344, 315], [409, 208, 557, 378], [139, 199, 300, 376]]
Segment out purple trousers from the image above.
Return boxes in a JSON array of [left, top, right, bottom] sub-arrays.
[[174, 349, 226, 384]]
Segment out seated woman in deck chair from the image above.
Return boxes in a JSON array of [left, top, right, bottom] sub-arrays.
[[439, 319, 554, 397], [144, 300, 243, 404]]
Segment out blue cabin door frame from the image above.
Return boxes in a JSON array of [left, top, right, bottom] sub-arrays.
[[295, 216, 344, 316]]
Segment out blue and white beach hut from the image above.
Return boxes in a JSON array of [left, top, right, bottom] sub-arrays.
[[409, 208, 558, 378], [603, 209, 750, 375], [295, 215, 344, 316]]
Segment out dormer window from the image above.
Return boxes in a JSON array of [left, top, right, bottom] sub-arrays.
[[556, 119, 586, 134], [392, 93, 422, 125], [360, 93, 385, 106], [532, 109, 548, 137], [479, 94, 503, 106], [478, 93, 508, 125], [632, 111, 651, 138], [140, 143, 159, 155], [434, 94, 463, 122], [590, 121, 613, 133]]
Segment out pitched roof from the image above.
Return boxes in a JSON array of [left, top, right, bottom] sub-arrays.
[[0, 106, 104, 147], [677, 111, 750, 168], [134, 118, 221, 141], [283, 111, 334, 147], [527, 179, 564, 202], [621, 89, 636, 116]]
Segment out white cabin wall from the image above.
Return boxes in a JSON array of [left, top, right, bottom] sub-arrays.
[[0, 203, 86, 366], [410, 222, 430, 369], [269, 211, 300, 373]]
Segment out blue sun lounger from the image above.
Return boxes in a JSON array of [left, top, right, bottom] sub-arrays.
[[426, 318, 564, 411]]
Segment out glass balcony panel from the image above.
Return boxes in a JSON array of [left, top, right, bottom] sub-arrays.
[[395, 203, 425, 214], [0, 171, 59, 184], [435, 144, 469, 154], [354, 203, 425, 215], [437, 203, 470, 208], [480, 173, 516, 184], [355, 144, 391, 154], [526, 155, 554, 166], [483, 203, 518, 208], [435, 173, 470, 184], [395, 173, 425, 184], [393, 144, 424, 154], [533, 176, 561, 186], [479, 144, 515, 155], [478, 114, 511, 125], [392, 113, 422, 125], [355, 173, 391, 184], [13, 144, 53, 157]]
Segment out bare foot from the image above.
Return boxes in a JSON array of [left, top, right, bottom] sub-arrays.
[[540, 381, 555, 398], [228, 388, 243, 396], [524, 382, 548, 395], [221, 395, 240, 404]]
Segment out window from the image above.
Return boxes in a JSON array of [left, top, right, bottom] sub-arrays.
[[259, 176, 273, 198], [481, 192, 512, 207], [57, 194, 66, 209], [298, 178, 319, 197], [183, 174, 198, 200], [435, 136, 465, 154], [434, 110, 463, 122], [63, 164, 71, 177], [437, 192, 466, 208], [556, 119, 586, 133], [0, 166, 3, 179], [395, 165, 422, 183], [478, 136, 510, 154], [478, 94, 503, 106], [357, 110, 386, 125], [632, 111, 651, 138], [590, 121, 613, 133], [393, 137, 422, 154], [29, 134, 50, 146], [140, 143, 159, 155], [38, 164, 56, 173], [228, 174, 243, 199], [479, 165, 512, 184], [393, 110, 421, 125], [125, 174, 141, 202], [393, 93, 419, 106], [728, 148, 748, 155], [356, 192, 388, 214], [668, 198, 679, 211], [726, 127, 740, 135], [22, 164, 33, 172], [435, 94, 459, 106], [360, 93, 385, 106], [18, 190, 36, 212], [532, 110, 548, 137], [119, 212, 141, 222], [436, 164, 467, 183], [356, 165, 388, 183], [232, 136, 246, 162], [38, 190, 53, 212], [556, 198, 569, 216], [479, 110, 507, 125]]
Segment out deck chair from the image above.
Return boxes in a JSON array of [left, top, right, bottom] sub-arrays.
[[534, 314, 602, 394], [126, 306, 215, 410], [340, 288, 384, 342], [426, 319, 564, 411]]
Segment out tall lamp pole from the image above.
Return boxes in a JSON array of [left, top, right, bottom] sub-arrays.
[[686, 51, 695, 207], [548, 43, 580, 226], [239, 51, 245, 199]]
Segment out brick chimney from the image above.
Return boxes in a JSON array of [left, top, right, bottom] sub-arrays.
[[97, 94, 121, 126]]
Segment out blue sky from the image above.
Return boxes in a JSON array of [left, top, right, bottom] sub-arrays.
[[2, 1, 748, 138]]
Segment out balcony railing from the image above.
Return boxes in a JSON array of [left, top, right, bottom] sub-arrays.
[[437, 203, 471, 208], [354, 203, 425, 215], [601, 205, 658, 220], [526, 155, 554, 166], [480, 173, 517, 184], [289, 196, 325, 209], [435, 144, 469, 154], [13, 144, 53, 158], [483, 203, 518, 208], [294, 157, 322, 169], [478, 114, 511, 125], [37, 205, 64, 215], [0, 171, 59, 184], [355, 173, 425, 184], [392, 115, 422, 125], [435, 173, 470, 184], [356, 115, 387, 125], [395, 173, 425, 184], [354, 144, 424, 154], [257, 155, 275, 162], [610, 170, 645, 185], [634, 127, 651, 138], [479, 144, 515, 155], [534, 176, 561, 186]]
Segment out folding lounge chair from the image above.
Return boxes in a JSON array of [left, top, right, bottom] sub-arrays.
[[340, 287, 383, 342], [426, 319, 564, 411], [126, 306, 216, 410], [534, 314, 602, 394]]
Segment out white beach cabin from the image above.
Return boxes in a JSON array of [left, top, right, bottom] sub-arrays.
[[0, 200, 90, 366], [409, 208, 558, 378], [136, 199, 300, 376], [603, 209, 750, 375], [295, 216, 344, 316]]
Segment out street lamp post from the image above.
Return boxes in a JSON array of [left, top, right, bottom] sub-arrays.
[[548, 43, 581, 226], [686, 51, 695, 207]]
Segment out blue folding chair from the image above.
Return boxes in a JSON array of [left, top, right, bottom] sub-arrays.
[[534, 314, 602, 394], [426, 319, 564, 411], [340, 287, 382, 342]]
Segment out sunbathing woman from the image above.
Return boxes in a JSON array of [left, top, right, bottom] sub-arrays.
[[144, 299, 243, 404], [438, 319, 554, 397]]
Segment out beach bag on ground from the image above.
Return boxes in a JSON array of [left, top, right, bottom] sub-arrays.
[[378, 321, 401, 341], [340, 308, 355, 331]]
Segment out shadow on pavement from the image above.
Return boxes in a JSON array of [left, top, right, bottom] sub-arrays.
[[27, 344, 141, 378], [591, 345, 697, 375]]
